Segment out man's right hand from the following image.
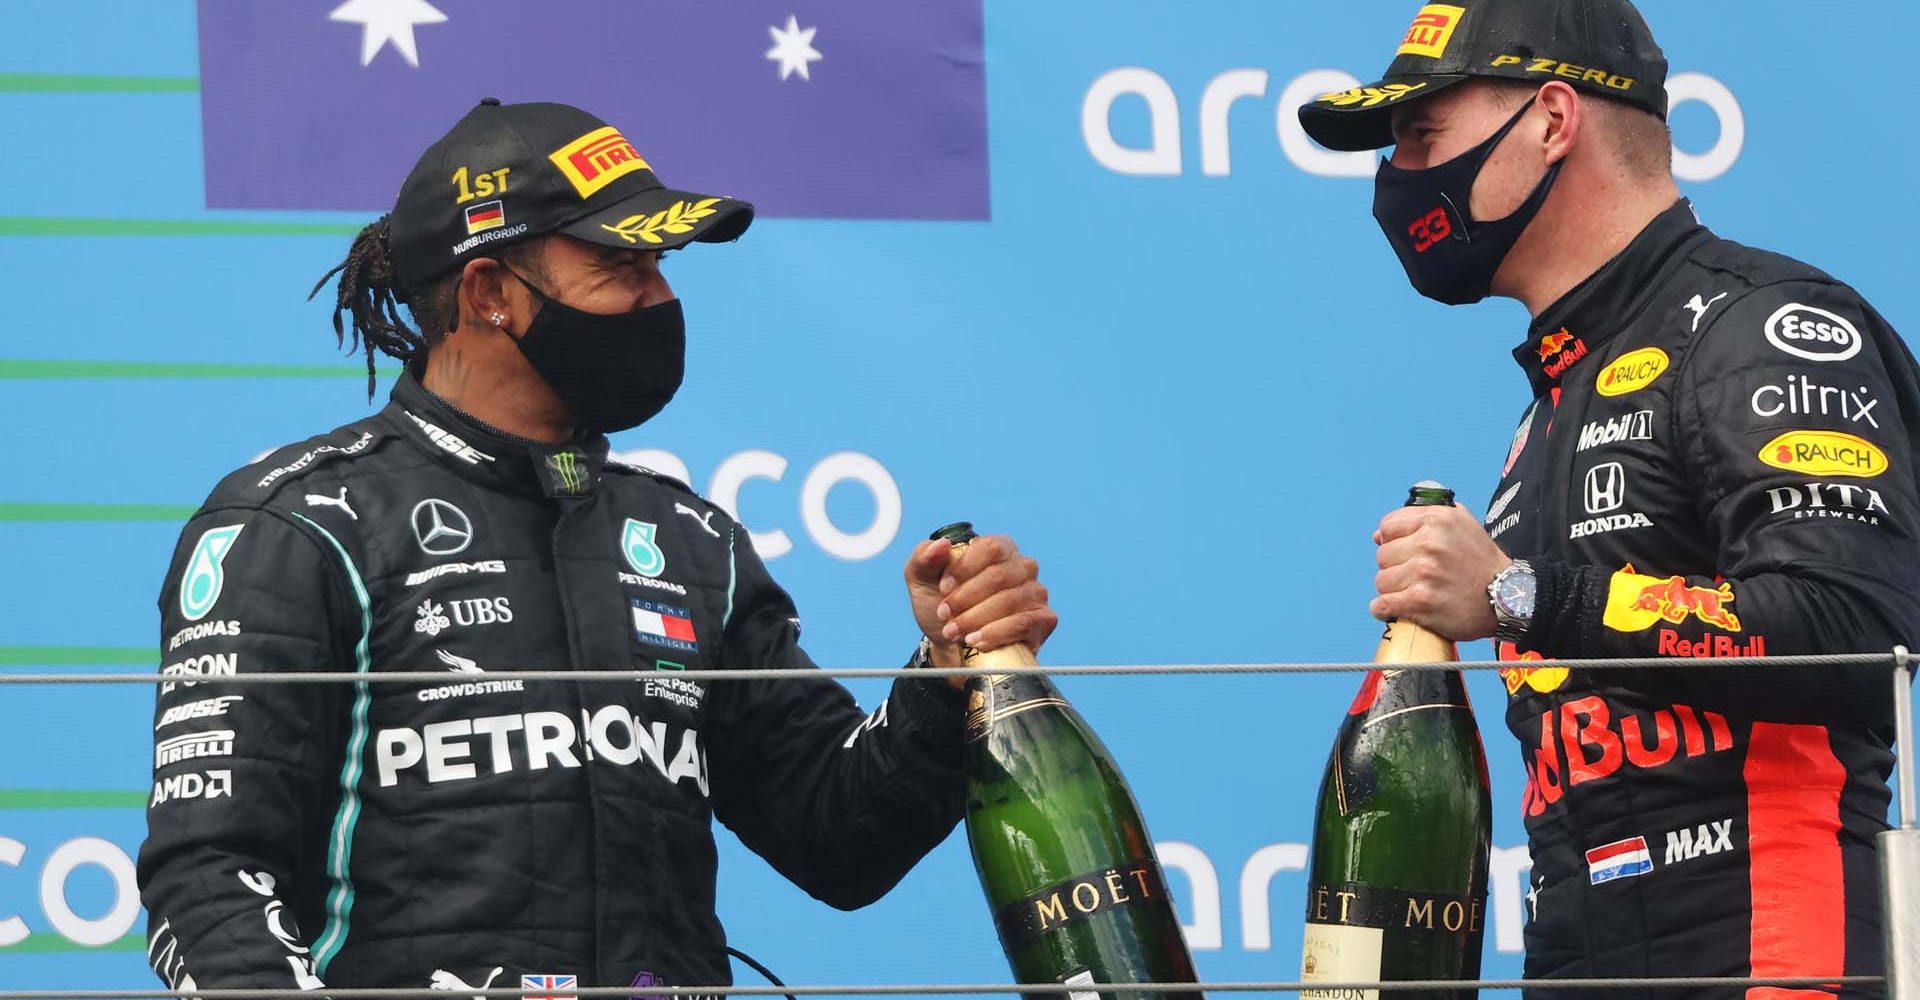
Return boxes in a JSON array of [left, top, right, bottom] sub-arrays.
[[904, 534, 1056, 679]]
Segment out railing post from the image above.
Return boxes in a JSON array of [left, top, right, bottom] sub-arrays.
[[1881, 646, 1918, 1000]]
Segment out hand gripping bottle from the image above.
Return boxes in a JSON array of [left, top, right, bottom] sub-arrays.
[[938, 523, 1202, 1000], [1299, 484, 1491, 1000]]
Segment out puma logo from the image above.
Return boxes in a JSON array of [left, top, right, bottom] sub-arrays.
[[429, 967, 503, 1000], [303, 486, 358, 520], [1682, 292, 1729, 333], [674, 502, 721, 538]]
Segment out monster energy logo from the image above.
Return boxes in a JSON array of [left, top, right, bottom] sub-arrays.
[[546, 451, 586, 495]]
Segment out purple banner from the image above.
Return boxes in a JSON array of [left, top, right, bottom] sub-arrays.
[[197, 0, 989, 219]]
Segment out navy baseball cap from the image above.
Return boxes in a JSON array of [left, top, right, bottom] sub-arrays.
[[1299, 0, 1669, 152], [389, 98, 755, 294]]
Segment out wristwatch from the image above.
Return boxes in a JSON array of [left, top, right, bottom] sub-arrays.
[[1488, 559, 1536, 647], [907, 635, 937, 670]]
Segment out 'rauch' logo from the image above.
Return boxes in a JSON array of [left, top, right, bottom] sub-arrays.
[[1595, 347, 1670, 397], [1758, 430, 1887, 479], [622, 519, 666, 578], [179, 525, 245, 622]]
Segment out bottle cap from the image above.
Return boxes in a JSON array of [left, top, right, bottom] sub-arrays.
[[930, 522, 977, 544], [1406, 482, 1457, 507]]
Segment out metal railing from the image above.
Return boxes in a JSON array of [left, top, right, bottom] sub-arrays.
[[4, 647, 1913, 1000], [0, 977, 1895, 999], [1885, 648, 1919, 1000], [0, 650, 1902, 686]]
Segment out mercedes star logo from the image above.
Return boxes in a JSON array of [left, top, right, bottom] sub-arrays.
[[411, 498, 474, 555]]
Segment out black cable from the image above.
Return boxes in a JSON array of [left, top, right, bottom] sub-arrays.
[[726, 946, 799, 1000]]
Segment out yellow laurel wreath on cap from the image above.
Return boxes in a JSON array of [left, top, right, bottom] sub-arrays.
[[600, 197, 723, 245], [1315, 82, 1429, 108]]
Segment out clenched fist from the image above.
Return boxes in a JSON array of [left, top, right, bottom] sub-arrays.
[[1371, 502, 1512, 641], [904, 533, 1056, 682]]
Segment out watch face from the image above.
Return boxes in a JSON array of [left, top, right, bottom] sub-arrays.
[[1498, 568, 1537, 618]]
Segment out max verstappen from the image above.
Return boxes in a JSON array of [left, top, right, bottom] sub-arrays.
[[138, 99, 1057, 990], [1301, 1, 1917, 996]]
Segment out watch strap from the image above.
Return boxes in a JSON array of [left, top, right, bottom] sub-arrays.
[[1490, 560, 1535, 647]]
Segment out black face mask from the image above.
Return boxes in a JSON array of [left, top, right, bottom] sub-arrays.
[[506, 271, 686, 435], [1372, 98, 1564, 306]]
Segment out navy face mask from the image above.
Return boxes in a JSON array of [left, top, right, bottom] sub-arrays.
[[1372, 98, 1564, 306], [508, 270, 686, 435]]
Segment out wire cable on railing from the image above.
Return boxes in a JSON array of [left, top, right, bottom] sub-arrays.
[[0, 652, 1901, 686], [3, 653, 1908, 996], [0, 977, 1889, 999], [1894, 646, 1919, 831]]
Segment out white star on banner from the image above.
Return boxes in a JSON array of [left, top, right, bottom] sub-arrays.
[[328, 0, 448, 68], [765, 15, 822, 82]]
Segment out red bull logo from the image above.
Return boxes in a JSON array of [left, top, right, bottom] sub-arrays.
[[1536, 330, 1575, 361], [1541, 332, 1589, 378], [1657, 629, 1766, 658], [1602, 565, 1742, 633], [1497, 642, 1568, 695], [1522, 695, 1734, 817], [1630, 577, 1741, 632]]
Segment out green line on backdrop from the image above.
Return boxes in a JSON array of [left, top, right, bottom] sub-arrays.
[[0, 646, 153, 666], [0, 503, 194, 522], [0, 217, 361, 237], [0, 789, 148, 811], [0, 931, 146, 954], [0, 359, 379, 379], [0, 72, 199, 93]]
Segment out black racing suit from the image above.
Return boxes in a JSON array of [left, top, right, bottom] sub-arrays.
[[138, 374, 967, 991], [1486, 201, 1917, 999]]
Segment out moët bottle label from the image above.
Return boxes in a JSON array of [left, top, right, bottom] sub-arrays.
[[992, 861, 1167, 947]]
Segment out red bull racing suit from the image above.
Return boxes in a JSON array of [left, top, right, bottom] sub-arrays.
[[138, 374, 968, 991], [1488, 201, 1917, 998]]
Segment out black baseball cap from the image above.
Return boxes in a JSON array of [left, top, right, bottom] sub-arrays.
[[388, 98, 755, 294], [1298, 0, 1668, 152]]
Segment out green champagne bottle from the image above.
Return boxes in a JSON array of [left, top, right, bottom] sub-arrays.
[[938, 523, 1201, 1000], [1298, 484, 1492, 1000]]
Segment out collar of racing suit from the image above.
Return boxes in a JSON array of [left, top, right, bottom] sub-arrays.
[[382, 371, 612, 501], [1511, 198, 1711, 397]]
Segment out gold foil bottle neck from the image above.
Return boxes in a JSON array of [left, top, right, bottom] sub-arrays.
[[966, 643, 1040, 670], [935, 523, 1043, 670], [1374, 619, 1458, 665], [1373, 484, 1461, 665]]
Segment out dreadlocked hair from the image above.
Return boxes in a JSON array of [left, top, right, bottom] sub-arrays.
[[309, 215, 423, 400]]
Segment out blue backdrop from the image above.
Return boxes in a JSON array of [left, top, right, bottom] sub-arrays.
[[1, 0, 1914, 991]]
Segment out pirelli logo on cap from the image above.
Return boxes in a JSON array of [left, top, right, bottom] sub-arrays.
[[1398, 4, 1466, 60], [550, 126, 652, 199]]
